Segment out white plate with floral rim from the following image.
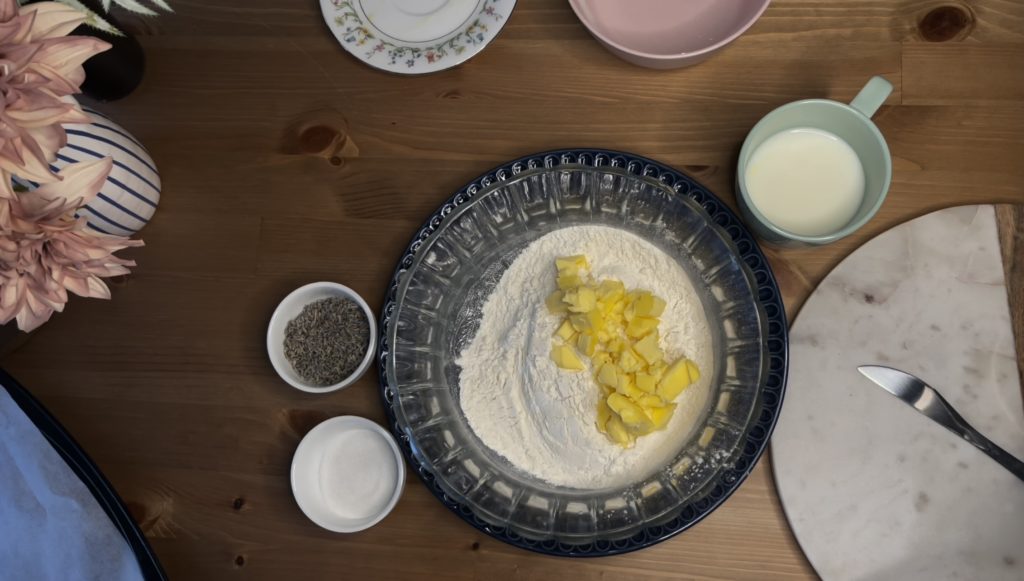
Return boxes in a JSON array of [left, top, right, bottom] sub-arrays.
[[320, 0, 515, 74]]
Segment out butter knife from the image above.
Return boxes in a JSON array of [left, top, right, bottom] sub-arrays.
[[858, 365, 1024, 482]]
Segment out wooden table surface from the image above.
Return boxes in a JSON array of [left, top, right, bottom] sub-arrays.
[[4, 1, 1024, 579]]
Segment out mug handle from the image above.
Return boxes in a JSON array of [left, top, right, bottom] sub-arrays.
[[849, 76, 893, 118]]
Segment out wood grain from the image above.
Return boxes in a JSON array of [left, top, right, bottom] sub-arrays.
[[2, 0, 1024, 579], [996, 205, 1024, 410]]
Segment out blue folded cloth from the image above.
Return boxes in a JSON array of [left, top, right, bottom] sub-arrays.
[[0, 388, 143, 581]]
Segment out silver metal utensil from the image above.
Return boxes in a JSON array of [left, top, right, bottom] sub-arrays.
[[858, 365, 1024, 482]]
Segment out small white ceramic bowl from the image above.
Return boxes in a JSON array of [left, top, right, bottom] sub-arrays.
[[291, 416, 405, 533], [267, 282, 377, 393]]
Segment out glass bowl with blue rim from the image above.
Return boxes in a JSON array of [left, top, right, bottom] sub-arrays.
[[378, 149, 787, 556]]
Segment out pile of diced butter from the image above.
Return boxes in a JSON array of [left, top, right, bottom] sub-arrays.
[[547, 255, 700, 448]]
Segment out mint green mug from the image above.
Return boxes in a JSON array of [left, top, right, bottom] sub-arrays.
[[736, 76, 893, 246]]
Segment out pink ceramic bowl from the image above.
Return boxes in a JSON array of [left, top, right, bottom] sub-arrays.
[[569, 0, 771, 69]]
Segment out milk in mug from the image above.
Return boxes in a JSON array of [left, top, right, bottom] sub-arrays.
[[743, 128, 865, 237]]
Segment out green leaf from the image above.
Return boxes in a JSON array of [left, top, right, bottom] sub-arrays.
[[56, 0, 125, 35], [41, 0, 173, 24], [107, 0, 158, 17]]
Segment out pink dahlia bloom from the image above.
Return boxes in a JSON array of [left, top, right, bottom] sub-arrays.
[[0, 0, 110, 187], [0, 157, 143, 331]]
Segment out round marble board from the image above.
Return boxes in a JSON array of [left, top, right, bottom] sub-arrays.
[[772, 205, 1024, 581]]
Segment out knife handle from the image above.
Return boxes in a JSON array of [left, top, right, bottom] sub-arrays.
[[961, 425, 1024, 482], [929, 389, 1024, 482]]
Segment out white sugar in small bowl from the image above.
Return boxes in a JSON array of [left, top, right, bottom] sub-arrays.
[[267, 282, 377, 393], [291, 416, 405, 533]]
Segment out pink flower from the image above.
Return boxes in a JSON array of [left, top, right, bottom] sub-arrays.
[[0, 157, 142, 331], [0, 0, 110, 188]]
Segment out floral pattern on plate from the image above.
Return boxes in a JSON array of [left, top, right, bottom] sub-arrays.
[[322, 0, 515, 74]]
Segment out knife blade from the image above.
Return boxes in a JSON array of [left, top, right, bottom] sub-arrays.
[[858, 365, 1024, 482]]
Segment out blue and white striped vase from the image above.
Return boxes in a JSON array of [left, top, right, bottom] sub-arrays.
[[53, 107, 160, 236]]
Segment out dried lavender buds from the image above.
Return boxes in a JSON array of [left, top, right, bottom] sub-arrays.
[[284, 297, 370, 386]]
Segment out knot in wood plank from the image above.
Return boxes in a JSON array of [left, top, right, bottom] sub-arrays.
[[918, 4, 975, 42]]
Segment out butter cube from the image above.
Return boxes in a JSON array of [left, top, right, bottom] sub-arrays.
[[592, 352, 612, 368], [607, 337, 625, 354], [596, 398, 612, 434], [622, 412, 654, 434], [597, 280, 625, 303], [633, 333, 663, 365], [554, 319, 575, 341], [634, 293, 666, 318], [577, 332, 599, 357], [648, 361, 667, 382], [617, 348, 643, 373], [614, 372, 644, 400], [607, 393, 653, 432], [597, 362, 619, 387], [604, 315, 624, 335], [626, 317, 659, 339], [561, 288, 578, 309], [568, 313, 585, 332], [605, 392, 632, 414], [637, 394, 664, 409], [599, 300, 619, 320], [557, 272, 582, 290], [556, 255, 589, 272], [647, 403, 676, 430], [685, 359, 701, 384], [605, 414, 634, 447], [550, 344, 585, 371], [565, 286, 597, 313], [569, 309, 604, 333], [656, 358, 692, 401], [546, 290, 568, 314], [635, 371, 657, 393]]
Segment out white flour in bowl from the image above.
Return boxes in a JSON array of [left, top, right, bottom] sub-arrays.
[[456, 225, 713, 489]]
